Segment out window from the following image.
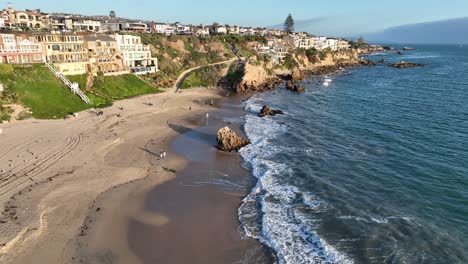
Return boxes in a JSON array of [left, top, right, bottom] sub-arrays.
[[52, 45, 60, 51], [16, 36, 22, 42], [34, 55, 41, 60]]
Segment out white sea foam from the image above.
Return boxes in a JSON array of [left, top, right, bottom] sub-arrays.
[[239, 97, 354, 264]]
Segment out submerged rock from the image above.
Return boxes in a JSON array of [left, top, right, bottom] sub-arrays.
[[216, 126, 250, 152], [390, 62, 424, 68], [259, 105, 284, 117]]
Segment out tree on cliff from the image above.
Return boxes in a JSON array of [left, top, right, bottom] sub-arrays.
[[109, 10, 116, 19], [284, 14, 295, 33]]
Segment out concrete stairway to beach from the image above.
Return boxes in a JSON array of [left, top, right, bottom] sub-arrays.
[[43, 61, 93, 105]]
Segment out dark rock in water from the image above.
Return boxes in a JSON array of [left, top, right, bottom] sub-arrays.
[[390, 62, 424, 68], [383, 46, 396, 50], [286, 81, 305, 92], [396, 51, 404, 55], [217, 126, 250, 152], [259, 105, 284, 117], [359, 60, 377, 66], [379, 59, 385, 63]]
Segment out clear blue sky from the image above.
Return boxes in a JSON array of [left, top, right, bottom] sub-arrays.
[[7, 0, 468, 36]]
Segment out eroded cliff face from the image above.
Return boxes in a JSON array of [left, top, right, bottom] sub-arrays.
[[234, 63, 281, 93]]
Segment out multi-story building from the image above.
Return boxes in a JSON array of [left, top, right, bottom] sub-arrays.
[[83, 34, 125, 74], [43, 15, 101, 32], [122, 22, 149, 33], [215, 25, 227, 34], [337, 39, 350, 50], [193, 26, 210, 37], [34, 33, 88, 75], [151, 22, 174, 35], [228, 25, 240, 35], [112, 34, 157, 74], [0, 33, 43, 63], [239, 27, 255, 36], [5, 4, 44, 29], [175, 23, 191, 35]]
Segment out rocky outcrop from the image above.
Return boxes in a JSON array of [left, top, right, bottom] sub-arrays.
[[286, 81, 305, 92], [390, 62, 424, 68], [235, 63, 281, 93], [259, 105, 283, 117], [290, 67, 304, 81], [216, 126, 250, 152]]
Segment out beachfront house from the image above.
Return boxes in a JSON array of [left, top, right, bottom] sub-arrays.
[[83, 34, 126, 75], [0, 33, 43, 64], [34, 33, 88, 75], [112, 34, 158, 74]]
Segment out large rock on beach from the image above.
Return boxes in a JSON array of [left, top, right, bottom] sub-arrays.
[[259, 105, 283, 117], [216, 126, 250, 152]]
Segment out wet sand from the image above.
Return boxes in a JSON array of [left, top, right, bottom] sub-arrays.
[[75, 95, 274, 263]]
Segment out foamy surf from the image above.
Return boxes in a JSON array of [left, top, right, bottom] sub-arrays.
[[238, 96, 354, 264]]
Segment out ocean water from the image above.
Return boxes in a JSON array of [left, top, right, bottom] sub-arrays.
[[238, 45, 468, 264]]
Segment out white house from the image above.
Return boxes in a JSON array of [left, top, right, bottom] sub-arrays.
[[152, 23, 174, 35], [194, 26, 210, 37], [112, 34, 158, 74], [325, 38, 339, 51], [228, 25, 240, 35], [239, 27, 255, 36], [215, 25, 227, 34], [175, 23, 191, 35]]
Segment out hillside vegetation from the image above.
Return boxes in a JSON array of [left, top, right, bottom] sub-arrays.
[[134, 34, 264, 87], [0, 64, 159, 120], [0, 64, 89, 119]]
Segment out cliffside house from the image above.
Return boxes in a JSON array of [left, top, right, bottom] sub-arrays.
[[193, 26, 210, 37], [83, 34, 126, 74], [121, 22, 149, 33], [151, 22, 174, 35], [215, 25, 227, 34], [239, 27, 255, 36], [4, 4, 44, 29], [112, 34, 157, 74], [228, 25, 240, 35], [175, 23, 192, 35], [43, 15, 101, 32], [34, 33, 88, 75], [0, 33, 43, 63]]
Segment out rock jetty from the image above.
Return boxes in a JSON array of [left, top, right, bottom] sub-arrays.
[[216, 126, 250, 152]]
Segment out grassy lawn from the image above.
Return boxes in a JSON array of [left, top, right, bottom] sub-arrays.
[[68, 74, 159, 107], [0, 64, 161, 119], [0, 64, 89, 119]]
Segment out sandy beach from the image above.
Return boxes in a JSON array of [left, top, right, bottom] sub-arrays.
[[0, 88, 227, 263]]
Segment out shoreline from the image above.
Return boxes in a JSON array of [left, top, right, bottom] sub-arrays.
[[72, 92, 274, 263], [0, 87, 224, 263]]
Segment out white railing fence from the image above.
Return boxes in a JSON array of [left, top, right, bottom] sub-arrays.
[[43, 61, 93, 105]]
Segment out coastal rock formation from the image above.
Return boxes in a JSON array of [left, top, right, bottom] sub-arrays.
[[290, 67, 304, 81], [359, 60, 377, 66], [216, 126, 250, 152], [235, 63, 281, 93], [259, 105, 284, 117], [390, 62, 424, 68], [286, 81, 305, 92], [396, 51, 404, 55]]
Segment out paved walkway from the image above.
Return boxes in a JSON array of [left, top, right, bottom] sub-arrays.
[[173, 58, 237, 93]]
